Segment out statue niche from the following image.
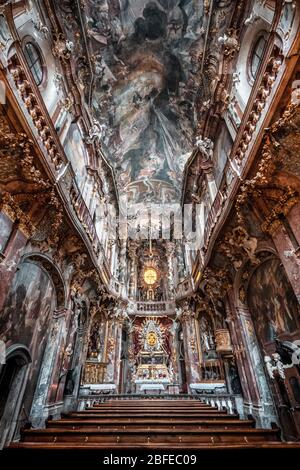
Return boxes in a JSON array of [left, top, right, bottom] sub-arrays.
[[199, 312, 217, 361], [82, 314, 107, 385], [197, 311, 226, 389]]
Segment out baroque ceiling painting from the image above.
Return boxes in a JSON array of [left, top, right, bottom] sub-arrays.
[[59, 0, 233, 204]]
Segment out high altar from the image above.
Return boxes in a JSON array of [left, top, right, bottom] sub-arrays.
[[133, 319, 172, 392], [80, 244, 232, 396]]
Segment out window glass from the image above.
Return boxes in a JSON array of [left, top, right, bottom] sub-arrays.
[[24, 42, 43, 86], [251, 36, 267, 79]]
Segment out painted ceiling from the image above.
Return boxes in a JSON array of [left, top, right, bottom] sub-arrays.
[[89, 0, 205, 204], [58, 0, 233, 204]]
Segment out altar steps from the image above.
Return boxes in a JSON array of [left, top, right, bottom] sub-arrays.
[[43, 418, 256, 431], [90, 404, 215, 409], [9, 399, 299, 449], [53, 416, 251, 425], [61, 412, 239, 421], [18, 427, 280, 446], [90, 399, 212, 406]]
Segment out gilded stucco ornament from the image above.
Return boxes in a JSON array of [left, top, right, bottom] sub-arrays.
[[219, 226, 259, 269], [215, 329, 232, 354], [203, 267, 232, 299], [0, 193, 35, 238], [218, 29, 240, 60], [52, 33, 74, 60]]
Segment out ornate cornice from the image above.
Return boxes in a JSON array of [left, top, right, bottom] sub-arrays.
[[202, 266, 232, 300], [8, 61, 65, 170], [236, 102, 300, 229], [234, 54, 283, 165]]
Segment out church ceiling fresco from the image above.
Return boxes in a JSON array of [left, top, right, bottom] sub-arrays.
[[57, 0, 235, 204]]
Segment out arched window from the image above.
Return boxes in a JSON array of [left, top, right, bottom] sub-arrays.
[[23, 42, 44, 86], [250, 35, 267, 80]]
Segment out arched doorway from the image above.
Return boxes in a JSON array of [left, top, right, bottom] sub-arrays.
[[0, 344, 31, 448]]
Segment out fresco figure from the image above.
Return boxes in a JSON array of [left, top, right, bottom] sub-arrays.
[[248, 258, 299, 344]]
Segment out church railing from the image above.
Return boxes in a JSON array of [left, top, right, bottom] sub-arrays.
[[69, 180, 111, 279], [77, 393, 244, 417], [198, 394, 244, 417], [135, 301, 175, 314], [203, 190, 225, 251]]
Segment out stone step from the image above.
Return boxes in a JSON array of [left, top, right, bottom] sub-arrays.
[[44, 422, 255, 432], [20, 427, 281, 445], [10, 441, 300, 450], [11, 399, 287, 450], [63, 412, 237, 420]]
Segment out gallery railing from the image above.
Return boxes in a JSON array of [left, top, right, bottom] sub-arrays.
[[135, 301, 175, 314], [203, 190, 225, 251]]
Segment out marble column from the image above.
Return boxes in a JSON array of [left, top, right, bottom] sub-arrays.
[[128, 242, 138, 299], [104, 310, 126, 391], [68, 304, 89, 405], [225, 295, 253, 406], [118, 239, 127, 283], [169, 320, 180, 392], [166, 241, 175, 299], [179, 306, 201, 389], [108, 240, 116, 275], [104, 319, 123, 388], [49, 308, 74, 404], [30, 308, 69, 427], [227, 292, 277, 427]]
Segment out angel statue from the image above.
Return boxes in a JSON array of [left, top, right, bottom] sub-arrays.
[[195, 135, 214, 162]]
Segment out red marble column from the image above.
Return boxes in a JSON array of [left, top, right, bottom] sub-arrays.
[[181, 314, 201, 388], [226, 291, 277, 425], [47, 308, 72, 404], [104, 317, 123, 391], [227, 292, 261, 405]]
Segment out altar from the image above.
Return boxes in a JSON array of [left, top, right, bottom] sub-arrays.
[[132, 318, 175, 393], [139, 383, 165, 394]]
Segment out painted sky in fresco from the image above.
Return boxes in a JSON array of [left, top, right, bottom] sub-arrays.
[[86, 0, 206, 202]]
